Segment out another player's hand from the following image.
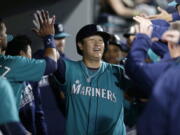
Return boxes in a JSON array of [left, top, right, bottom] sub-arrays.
[[133, 16, 153, 37], [146, 7, 172, 22], [161, 30, 180, 45], [32, 10, 55, 37]]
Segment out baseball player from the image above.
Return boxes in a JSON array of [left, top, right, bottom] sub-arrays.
[[33, 23, 70, 134], [53, 24, 128, 135], [0, 10, 58, 108], [125, 16, 180, 97], [0, 77, 26, 134], [137, 61, 180, 135], [5, 35, 48, 135]]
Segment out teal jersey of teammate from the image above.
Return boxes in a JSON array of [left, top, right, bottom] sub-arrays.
[[60, 60, 126, 135], [0, 77, 19, 124], [0, 55, 46, 107]]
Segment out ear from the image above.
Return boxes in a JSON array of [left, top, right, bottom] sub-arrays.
[[77, 41, 83, 51], [19, 50, 25, 56]]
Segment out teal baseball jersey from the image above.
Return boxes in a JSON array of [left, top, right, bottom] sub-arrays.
[[0, 55, 46, 107], [57, 60, 126, 135], [0, 77, 19, 124]]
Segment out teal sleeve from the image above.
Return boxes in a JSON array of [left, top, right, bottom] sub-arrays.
[[0, 56, 46, 81], [0, 78, 19, 124]]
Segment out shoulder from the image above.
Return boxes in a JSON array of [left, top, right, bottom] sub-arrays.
[[103, 61, 124, 71], [0, 77, 12, 93]]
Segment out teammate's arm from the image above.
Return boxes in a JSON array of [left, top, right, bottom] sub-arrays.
[[33, 10, 58, 75]]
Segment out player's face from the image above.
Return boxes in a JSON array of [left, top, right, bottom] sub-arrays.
[[79, 35, 105, 61], [20, 45, 32, 58], [54, 38, 66, 53], [0, 23, 7, 51], [103, 44, 124, 64]]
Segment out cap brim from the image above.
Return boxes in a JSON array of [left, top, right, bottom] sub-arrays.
[[7, 34, 13, 42], [96, 31, 111, 41], [54, 33, 70, 39]]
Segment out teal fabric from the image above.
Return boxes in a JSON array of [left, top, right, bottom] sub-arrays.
[[0, 77, 19, 124], [61, 60, 126, 135], [168, 1, 177, 6], [0, 55, 45, 107], [147, 49, 160, 62]]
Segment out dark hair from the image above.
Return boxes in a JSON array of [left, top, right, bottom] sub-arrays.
[[0, 18, 5, 32], [5, 35, 32, 56], [0, 18, 3, 23]]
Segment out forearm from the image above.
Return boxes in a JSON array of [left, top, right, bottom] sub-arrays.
[[128, 34, 152, 63], [44, 57, 57, 75], [125, 34, 152, 77], [108, 0, 139, 17]]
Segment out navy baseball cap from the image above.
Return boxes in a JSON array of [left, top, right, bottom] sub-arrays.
[[54, 23, 70, 39], [76, 24, 111, 55], [109, 34, 129, 52]]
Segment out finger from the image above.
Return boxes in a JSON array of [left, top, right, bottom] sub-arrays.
[[45, 10, 50, 23], [33, 20, 40, 30], [133, 16, 146, 23], [51, 15, 56, 25], [135, 24, 140, 33], [157, 7, 166, 13], [148, 25, 153, 35], [36, 11, 43, 26], [133, 16, 141, 23], [146, 15, 158, 20], [139, 13, 148, 18], [41, 10, 47, 23], [32, 28, 39, 35]]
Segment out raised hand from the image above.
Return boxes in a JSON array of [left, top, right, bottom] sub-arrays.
[[32, 10, 56, 37], [133, 16, 153, 37], [161, 30, 180, 44], [146, 7, 172, 22]]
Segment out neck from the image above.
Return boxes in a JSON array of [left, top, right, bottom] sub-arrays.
[[171, 53, 180, 58], [0, 48, 4, 55], [83, 58, 101, 68]]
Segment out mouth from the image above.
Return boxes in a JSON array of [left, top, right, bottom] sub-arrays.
[[93, 48, 101, 52]]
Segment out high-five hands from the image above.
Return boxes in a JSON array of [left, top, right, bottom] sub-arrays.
[[133, 16, 153, 37], [32, 10, 56, 37]]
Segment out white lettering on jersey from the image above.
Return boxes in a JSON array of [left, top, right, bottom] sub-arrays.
[[71, 80, 117, 103]]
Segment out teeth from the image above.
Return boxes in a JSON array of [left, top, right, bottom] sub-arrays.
[[94, 48, 100, 51]]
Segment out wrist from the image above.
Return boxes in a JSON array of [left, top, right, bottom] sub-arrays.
[[43, 35, 56, 48], [167, 14, 173, 22]]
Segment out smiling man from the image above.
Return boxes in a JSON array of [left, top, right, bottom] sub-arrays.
[[53, 24, 128, 135]]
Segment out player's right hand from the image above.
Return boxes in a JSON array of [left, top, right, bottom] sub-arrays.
[[146, 7, 172, 22], [32, 10, 56, 37]]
